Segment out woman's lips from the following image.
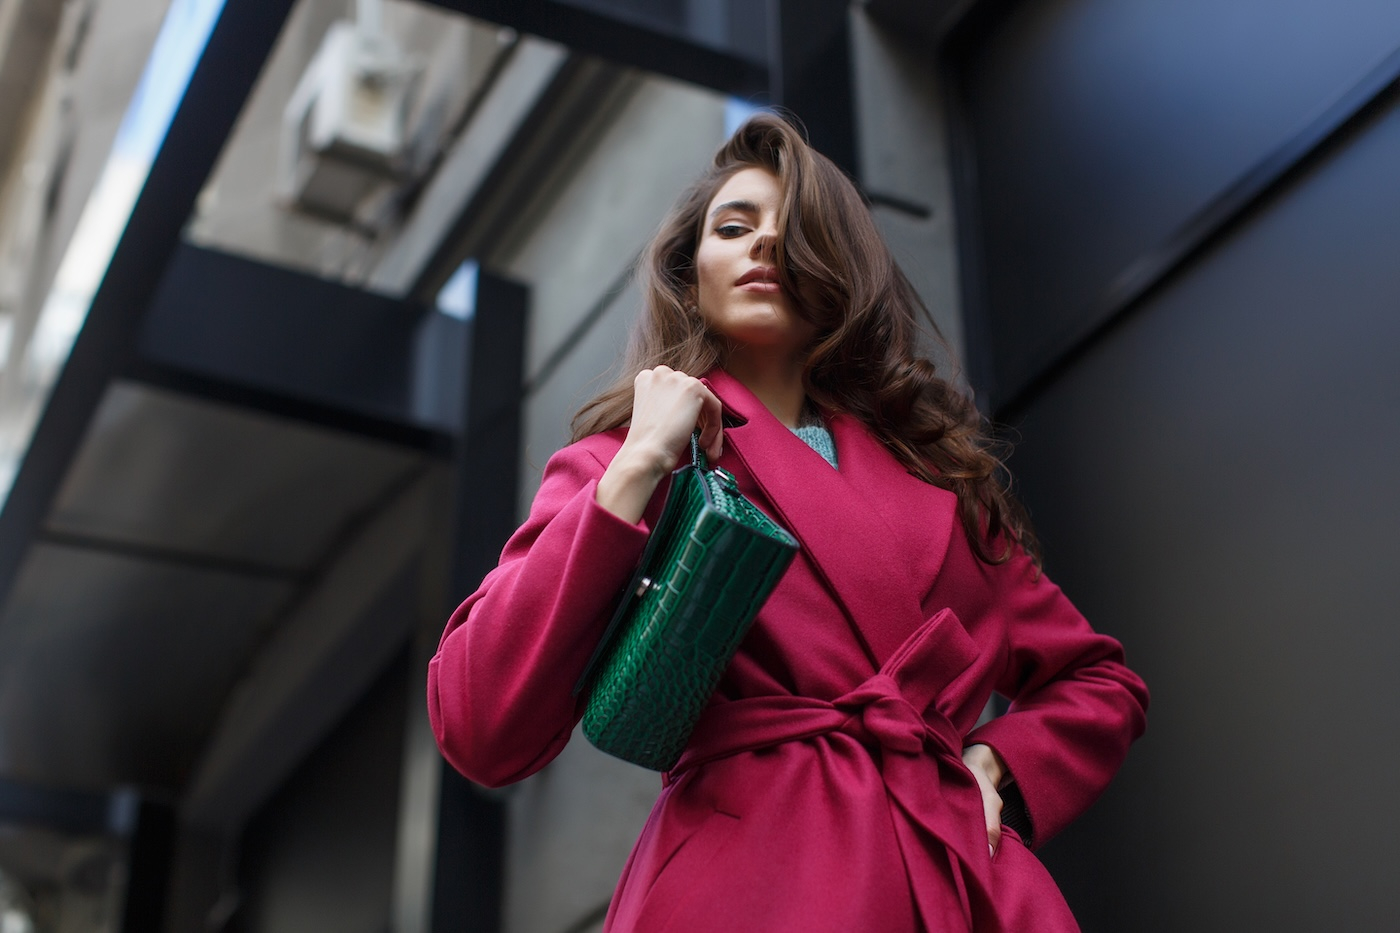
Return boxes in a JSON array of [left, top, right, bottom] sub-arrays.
[[736, 267, 781, 292], [738, 280, 782, 293]]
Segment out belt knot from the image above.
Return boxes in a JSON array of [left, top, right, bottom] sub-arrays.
[[833, 673, 927, 755]]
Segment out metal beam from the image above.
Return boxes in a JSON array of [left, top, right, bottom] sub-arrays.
[[140, 243, 429, 418], [0, 776, 115, 836], [117, 798, 176, 933], [431, 765, 505, 933], [121, 360, 448, 454], [37, 528, 301, 582], [429, 269, 526, 933], [421, 0, 767, 99], [769, 0, 859, 178], [134, 241, 450, 448]]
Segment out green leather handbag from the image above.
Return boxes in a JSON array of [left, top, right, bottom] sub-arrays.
[[572, 433, 800, 770]]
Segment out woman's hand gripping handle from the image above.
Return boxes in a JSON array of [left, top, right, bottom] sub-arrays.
[[595, 366, 724, 524]]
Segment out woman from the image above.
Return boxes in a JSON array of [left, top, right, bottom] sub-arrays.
[[428, 113, 1148, 932]]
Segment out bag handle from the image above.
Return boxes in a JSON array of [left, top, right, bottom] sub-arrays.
[[690, 430, 707, 471]]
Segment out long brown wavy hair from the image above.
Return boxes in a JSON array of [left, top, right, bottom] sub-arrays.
[[572, 113, 1038, 566]]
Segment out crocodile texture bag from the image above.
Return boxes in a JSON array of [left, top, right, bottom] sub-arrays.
[[572, 433, 799, 770]]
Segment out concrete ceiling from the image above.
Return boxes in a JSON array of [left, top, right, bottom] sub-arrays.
[[0, 382, 428, 795]]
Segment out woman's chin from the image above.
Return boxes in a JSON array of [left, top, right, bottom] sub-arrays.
[[715, 316, 814, 351]]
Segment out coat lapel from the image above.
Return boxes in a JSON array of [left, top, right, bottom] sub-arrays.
[[703, 370, 957, 668], [828, 410, 959, 602]]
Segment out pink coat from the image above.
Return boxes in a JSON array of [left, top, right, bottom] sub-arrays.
[[428, 369, 1149, 932]]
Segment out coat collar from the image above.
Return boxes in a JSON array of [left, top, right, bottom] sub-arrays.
[[701, 369, 956, 667]]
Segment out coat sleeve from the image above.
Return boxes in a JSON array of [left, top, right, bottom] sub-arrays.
[[427, 440, 650, 787], [961, 543, 1149, 849]]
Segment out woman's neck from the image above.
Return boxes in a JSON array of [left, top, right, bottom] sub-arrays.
[[723, 351, 807, 427]]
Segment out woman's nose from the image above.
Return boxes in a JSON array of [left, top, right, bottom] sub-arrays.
[[751, 229, 776, 258]]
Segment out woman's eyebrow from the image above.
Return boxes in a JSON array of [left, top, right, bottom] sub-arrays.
[[709, 199, 760, 219]]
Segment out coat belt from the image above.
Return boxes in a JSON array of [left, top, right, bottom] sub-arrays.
[[665, 608, 1006, 932]]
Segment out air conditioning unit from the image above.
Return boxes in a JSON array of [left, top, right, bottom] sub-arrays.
[[279, 20, 419, 223]]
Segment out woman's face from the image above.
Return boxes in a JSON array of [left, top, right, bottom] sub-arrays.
[[694, 167, 815, 366]]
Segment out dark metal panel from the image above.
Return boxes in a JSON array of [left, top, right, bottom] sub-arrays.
[[1010, 87, 1400, 933], [717, 0, 771, 65], [117, 798, 176, 933], [422, 0, 767, 97], [449, 271, 529, 601], [949, 0, 1400, 408], [563, 0, 688, 32], [554, 0, 771, 63], [769, 0, 858, 178], [998, 43, 1400, 418], [941, 48, 999, 410], [121, 359, 448, 453], [138, 242, 437, 431], [0, 778, 113, 836], [431, 764, 505, 933], [430, 270, 526, 933]]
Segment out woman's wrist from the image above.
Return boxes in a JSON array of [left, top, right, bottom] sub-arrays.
[[596, 443, 672, 523], [962, 743, 1008, 789]]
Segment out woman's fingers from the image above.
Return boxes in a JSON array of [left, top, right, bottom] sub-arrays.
[[630, 366, 721, 464], [599, 366, 704, 523], [599, 367, 725, 523], [973, 763, 1003, 855], [985, 798, 1003, 856], [962, 744, 1005, 857]]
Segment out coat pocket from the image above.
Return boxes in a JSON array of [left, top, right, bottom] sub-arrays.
[[989, 825, 1082, 932]]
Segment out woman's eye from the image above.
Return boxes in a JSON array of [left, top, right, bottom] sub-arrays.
[[715, 224, 747, 238]]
